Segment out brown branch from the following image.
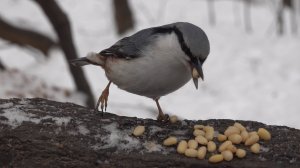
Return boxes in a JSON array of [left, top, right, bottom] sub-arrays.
[[0, 59, 5, 70], [33, 0, 95, 108], [113, 0, 134, 35], [0, 16, 56, 55]]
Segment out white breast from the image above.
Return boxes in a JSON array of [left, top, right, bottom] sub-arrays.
[[104, 32, 192, 99]]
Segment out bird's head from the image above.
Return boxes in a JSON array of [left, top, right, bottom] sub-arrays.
[[174, 22, 210, 89]]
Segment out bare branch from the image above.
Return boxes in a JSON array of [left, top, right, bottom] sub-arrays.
[[0, 59, 5, 70], [0, 16, 56, 55], [113, 0, 134, 35], [33, 0, 95, 107]]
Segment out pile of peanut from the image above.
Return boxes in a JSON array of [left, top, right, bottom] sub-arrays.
[[162, 122, 271, 163]]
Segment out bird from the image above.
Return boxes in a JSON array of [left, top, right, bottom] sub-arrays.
[[71, 22, 210, 122]]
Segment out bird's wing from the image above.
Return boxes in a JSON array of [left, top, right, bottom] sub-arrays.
[[99, 28, 157, 59]]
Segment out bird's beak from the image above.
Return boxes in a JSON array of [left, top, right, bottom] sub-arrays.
[[192, 63, 204, 89]]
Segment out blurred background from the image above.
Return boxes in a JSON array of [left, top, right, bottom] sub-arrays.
[[0, 0, 299, 128]]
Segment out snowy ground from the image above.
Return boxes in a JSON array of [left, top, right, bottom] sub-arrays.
[[0, 0, 300, 129]]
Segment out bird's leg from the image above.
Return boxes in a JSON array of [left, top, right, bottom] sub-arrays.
[[155, 99, 169, 122], [95, 81, 112, 115]]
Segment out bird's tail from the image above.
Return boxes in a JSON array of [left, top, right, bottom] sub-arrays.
[[70, 52, 105, 67]]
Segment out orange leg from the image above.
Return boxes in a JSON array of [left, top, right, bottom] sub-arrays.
[[155, 99, 169, 122], [95, 81, 112, 115]]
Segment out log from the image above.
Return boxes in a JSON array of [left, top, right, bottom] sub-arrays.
[[0, 98, 299, 168]]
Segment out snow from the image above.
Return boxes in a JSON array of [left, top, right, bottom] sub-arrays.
[[0, 107, 41, 128], [0, 102, 14, 109], [78, 125, 90, 135], [94, 123, 141, 151], [0, 0, 300, 128], [0, 103, 72, 128], [0, 69, 86, 106], [143, 141, 163, 153]]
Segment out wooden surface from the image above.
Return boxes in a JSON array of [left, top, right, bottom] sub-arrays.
[[0, 98, 299, 168]]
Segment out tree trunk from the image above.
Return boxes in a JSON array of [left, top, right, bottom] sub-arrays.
[[277, 0, 284, 35], [0, 16, 56, 55], [113, 0, 134, 35], [290, 0, 298, 34], [244, 0, 253, 33], [207, 0, 216, 26], [33, 0, 95, 108], [0, 60, 5, 70]]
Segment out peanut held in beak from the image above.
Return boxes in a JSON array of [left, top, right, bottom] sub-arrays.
[[192, 67, 200, 89], [192, 67, 200, 79]]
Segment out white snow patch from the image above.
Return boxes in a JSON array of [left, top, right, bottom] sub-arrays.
[[0, 102, 14, 109], [18, 98, 30, 105], [148, 125, 163, 135], [40, 115, 72, 126], [78, 125, 90, 135], [0, 106, 72, 128], [0, 107, 41, 128], [260, 145, 270, 153], [143, 141, 163, 152], [93, 123, 141, 151], [51, 116, 72, 126]]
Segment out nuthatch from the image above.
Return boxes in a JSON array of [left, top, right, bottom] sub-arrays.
[[71, 22, 210, 121]]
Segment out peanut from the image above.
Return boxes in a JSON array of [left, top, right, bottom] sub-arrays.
[[197, 146, 207, 160], [207, 141, 217, 152], [193, 129, 205, 137], [217, 134, 227, 142], [205, 127, 214, 141], [185, 148, 198, 158], [218, 140, 232, 152], [228, 134, 242, 144], [250, 143, 260, 154], [163, 136, 178, 146], [236, 149, 247, 158], [222, 150, 233, 161], [209, 154, 224, 163], [170, 115, 178, 123], [226, 144, 237, 153], [195, 135, 208, 145], [233, 122, 246, 131], [133, 125, 145, 136], [257, 128, 271, 141], [224, 126, 240, 137], [194, 124, 205, 130], [177, 140, 188, 154], [245, 134, 259, 146], [241, 130, 249, 142], [188, 139, 198, 149]]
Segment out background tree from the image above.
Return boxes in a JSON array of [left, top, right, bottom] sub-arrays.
[[0, 16, 56, 55], [113, 0, 134, 35], [0, 59, 4, 70], [33, 0, 95, 107]]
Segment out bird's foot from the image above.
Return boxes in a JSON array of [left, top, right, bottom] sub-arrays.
[[157, 113, 170, 122], [95, 82, 111, 116], [99, 88, 109, 112]]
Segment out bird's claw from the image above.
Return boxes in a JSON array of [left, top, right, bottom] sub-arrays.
[[95, 83, 111, 116], [157, 114, 170, 122], [99, 91, 109, 112]]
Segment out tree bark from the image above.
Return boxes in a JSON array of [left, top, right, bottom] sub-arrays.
[[113, 0, 134, 35], [33, 0, 95, 108], [0, 16, 56, 55], [1, 98, 300, 168]]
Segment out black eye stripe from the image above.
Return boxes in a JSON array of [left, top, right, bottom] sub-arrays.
[[152, 26, 200, 65]]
